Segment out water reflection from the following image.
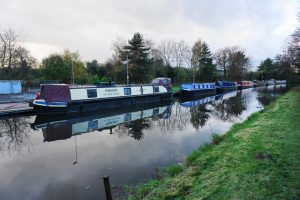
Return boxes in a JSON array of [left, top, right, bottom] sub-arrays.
[[32, 102, 173, 142], [0, 86, 289, 200], [210, 90, 245, 122], [0, 117, 32, 155], [256, 85, 286, 106], [180, 96, 215, 130]]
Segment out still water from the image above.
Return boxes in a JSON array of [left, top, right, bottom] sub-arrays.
[[0, 86, 287, 200]]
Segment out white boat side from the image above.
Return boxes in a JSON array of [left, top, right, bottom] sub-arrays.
[[70, 85, 167, 101], [71, 106, 168, 135], [32, 85, 169, 108]]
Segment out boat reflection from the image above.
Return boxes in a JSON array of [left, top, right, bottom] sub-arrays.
[[256, 85, 287, 106], [180, 95, 215, 108], [212, 90, 247, 121], [32, 101, 173, 142], [179, 96, 215, 129], [215, 90, 238, 101]]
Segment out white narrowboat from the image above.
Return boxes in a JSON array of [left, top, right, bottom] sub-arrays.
[[30, 78, 173, 114], [266, 79, 275, 86], [275, 80, 287, 85]]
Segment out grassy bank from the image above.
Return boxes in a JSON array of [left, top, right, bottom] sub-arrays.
[[129, 87, 300, 200]]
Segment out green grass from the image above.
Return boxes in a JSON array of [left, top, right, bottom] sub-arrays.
[[129, 87, 300, 200], [172, 86, 180, 93], [166, 164, 184, 177]]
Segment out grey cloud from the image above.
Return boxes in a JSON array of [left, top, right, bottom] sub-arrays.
[[0, 0, 298, 66]]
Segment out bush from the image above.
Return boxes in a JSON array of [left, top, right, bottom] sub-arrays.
[[212, 133, 223, 145], [166, 164, 183, 177]]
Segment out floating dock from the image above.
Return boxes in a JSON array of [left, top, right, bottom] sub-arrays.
[[0, 102, 34, 117]]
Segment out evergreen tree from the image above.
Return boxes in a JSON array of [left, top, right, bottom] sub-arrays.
[[227, 49, 249, 81], [258, 58, 276, 79], [124, 33, 152, 83], [191, 39, 216, 82]]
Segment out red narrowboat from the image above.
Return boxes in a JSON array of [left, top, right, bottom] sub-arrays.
[[237, 81, 254, 90]]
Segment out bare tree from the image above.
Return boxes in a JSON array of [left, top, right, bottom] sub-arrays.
[[0, 29, 22, 79], [156, 39, 176, 66], [111, 36, 127, 62], [213, 47, 231, 80], [184, 47, 194, 81], [213, 46, 249, 81], [173, 40, 189, 68]]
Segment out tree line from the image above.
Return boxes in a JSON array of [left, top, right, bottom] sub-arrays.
[[1, 28, 300, 88]]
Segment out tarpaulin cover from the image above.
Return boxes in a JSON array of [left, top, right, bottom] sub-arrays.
[[41, 84, 71, 103], [0, 80, 22, 94]]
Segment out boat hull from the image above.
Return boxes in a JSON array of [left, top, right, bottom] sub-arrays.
[[33, 92, 173, 115], [238, 85, 253, 90], [180, 89, 216, 99], [216, 86, 237, 93]]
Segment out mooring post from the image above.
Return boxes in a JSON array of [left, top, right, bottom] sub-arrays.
[[102, 175, 112, 200]]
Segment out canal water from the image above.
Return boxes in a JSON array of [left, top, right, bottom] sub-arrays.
[[0, 86, 287, 200]]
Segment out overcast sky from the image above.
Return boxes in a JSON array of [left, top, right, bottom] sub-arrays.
[[0, 0, 298, 67]]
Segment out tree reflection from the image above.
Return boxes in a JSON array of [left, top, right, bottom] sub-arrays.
[[257, 93, 276, 107], [114, 118, 152, 140], [0, 117, 32, 154], [212, 91, 246, 122], [157, 102, 190, 132], [256, 86, 287, 106], [189, 105, 211, 130]]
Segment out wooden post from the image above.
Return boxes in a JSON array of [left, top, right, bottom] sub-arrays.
[[102, 175, 112, 200]]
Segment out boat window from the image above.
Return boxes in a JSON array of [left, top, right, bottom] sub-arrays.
[[124, 88, 131, 95], [88, 120, 98, 130], [198, 85, 200, 89], [124, 113, 132, 122], [154, 86, 159, 93], [153, 108, 159, 115], [87, 89, 97, 98]]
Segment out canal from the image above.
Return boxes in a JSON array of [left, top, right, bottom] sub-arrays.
[[0, 86, 287, 200]]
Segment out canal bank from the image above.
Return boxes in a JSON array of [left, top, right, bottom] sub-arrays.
[[129, 87, 300, 199]]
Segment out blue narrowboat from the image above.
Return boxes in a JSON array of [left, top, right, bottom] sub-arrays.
[[180, 83, 216, 98], [275, 80, 287, 85], [215, 81, 238, 93]]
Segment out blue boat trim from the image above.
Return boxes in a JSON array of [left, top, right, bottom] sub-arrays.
[[34, 100, 68, 107], [181, 83, 216, 91]]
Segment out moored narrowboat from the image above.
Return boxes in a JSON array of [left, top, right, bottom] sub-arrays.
[[215, 81, 238, 93], [253, 80, 267, 87], [275, 80, 287, 85], [237, 81, 254, 90], [180, 82, 216, 99], [266, 79, 275, 86], [30, 78, 173, 114]]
